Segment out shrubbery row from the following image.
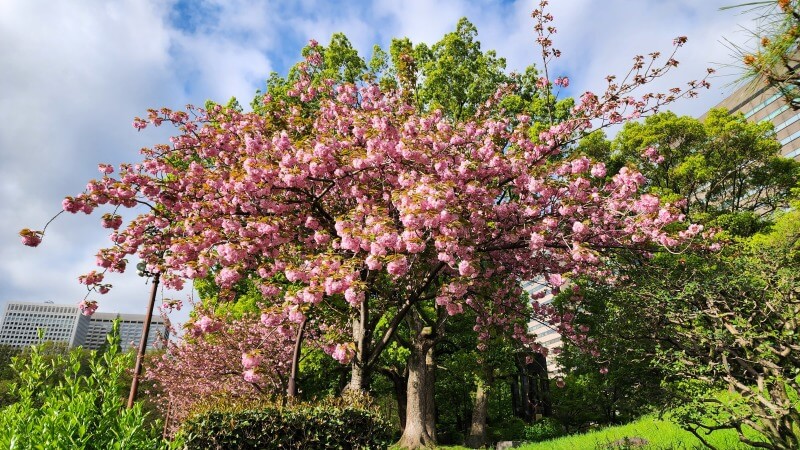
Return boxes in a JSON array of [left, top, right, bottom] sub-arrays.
[[178, 397, 393, 449]]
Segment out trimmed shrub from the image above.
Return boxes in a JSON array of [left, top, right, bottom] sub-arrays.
[[178, 396, 393, 449]]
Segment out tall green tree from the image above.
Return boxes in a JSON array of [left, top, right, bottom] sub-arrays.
[[610, 108, 794, 220], [560, 109, 800, 448]]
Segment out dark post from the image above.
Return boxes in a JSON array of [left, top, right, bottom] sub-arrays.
[[287, 317, 307, 398], [127, 272, 160, 409]]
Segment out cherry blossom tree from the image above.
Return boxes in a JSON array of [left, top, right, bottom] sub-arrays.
[[22, 3, 712, 447], [146, 304, 297, 435]]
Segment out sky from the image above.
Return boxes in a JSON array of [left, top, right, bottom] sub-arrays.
[[0, 0, 765, 328]]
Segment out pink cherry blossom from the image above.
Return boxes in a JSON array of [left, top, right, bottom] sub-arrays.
[[243, 369, 262, 383], [386, 257, 409, 278], [78, 299, 98, 317], [242, 351, 263, 370], [331, 343, 354, 365]]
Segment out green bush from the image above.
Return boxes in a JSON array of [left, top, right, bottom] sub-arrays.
[[178, 396, 393, 449], [524, 417, 564, 442], [0, 324, 165, 449], [490, 416, 527, 441]]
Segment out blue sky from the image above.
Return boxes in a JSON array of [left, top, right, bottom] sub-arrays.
[[0, 0, 764, 327]]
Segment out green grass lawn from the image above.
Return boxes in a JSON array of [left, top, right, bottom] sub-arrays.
[[516, 415, 757, 450], [405, 413, 769, 449]]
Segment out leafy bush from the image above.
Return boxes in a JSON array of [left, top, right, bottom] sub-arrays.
[[490, 416, 527, 441], [0, 325, 165, 449], [524, 417, 564, 442], [178, 395, 393, 449]]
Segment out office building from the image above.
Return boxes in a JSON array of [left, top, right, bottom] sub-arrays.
[[0, 301, 89, 348], [84, 312, 168, 352], [0, 301, 166, 351]]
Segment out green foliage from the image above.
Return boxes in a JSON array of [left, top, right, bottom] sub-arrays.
[[178, 395, 393, 449], [413, 18, 508, 120], [319, 33, 368, 84], [0, 323, 164, 449], [554, 281, 668, 431], [729, 0, 800, 109], [0, 344, 20, 407], [603, 108, 798, 219], [523, 417, 564, 442], [557, 198, 800, 448], [565, 109, 800, 447], [667, 384, 770, 448], [297, 348, 350, 399], [194, 275, 263, 317], [489, 416, 527, 442]]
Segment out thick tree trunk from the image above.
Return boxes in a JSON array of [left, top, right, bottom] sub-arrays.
[[531, 353, 551, 417], [397, 338, 436, 449], [347, 299, 371, 392], [511, 376, 521, 419], [521, 371, 532, 420], [397, 308, 439, 449], [465, 377, 490, 448], [348, 362, 369, 391]]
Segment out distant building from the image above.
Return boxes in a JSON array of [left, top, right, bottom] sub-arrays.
[[0, 302, 89, 348], [0, 301, 166, 351], [522, 280, 562, 377], [84, 312, 168, 352], [704, 82, 800, 159]]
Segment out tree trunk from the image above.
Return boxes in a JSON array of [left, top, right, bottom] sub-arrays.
[[397, 322, 436, 449], [395, 370, 409, 431], [465, 377, 490, 448], [381, 367, 409, 431], [521, 371, 532, 421], [347, 299, 371, 392], [397, 341, 435, 448], [348, 360, 369, 391], [511, 376, 521, 419], [287, 317, 307, 398]]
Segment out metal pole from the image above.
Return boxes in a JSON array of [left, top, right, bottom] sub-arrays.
[[127, 272, 160, 409]]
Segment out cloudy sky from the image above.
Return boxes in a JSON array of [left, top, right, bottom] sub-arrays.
[[0, 0, 764, 327]]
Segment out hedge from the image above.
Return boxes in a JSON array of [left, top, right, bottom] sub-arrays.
[[178, 399, 393, 449]]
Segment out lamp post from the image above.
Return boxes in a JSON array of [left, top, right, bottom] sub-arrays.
[[127, 272, 160, 409]]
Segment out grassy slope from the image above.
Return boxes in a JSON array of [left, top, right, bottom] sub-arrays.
[[516, 415, 756, 450]]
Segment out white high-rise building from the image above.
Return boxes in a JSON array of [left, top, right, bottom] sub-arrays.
[[0, 301, 90, 348], [0, 301, 167, 351]]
